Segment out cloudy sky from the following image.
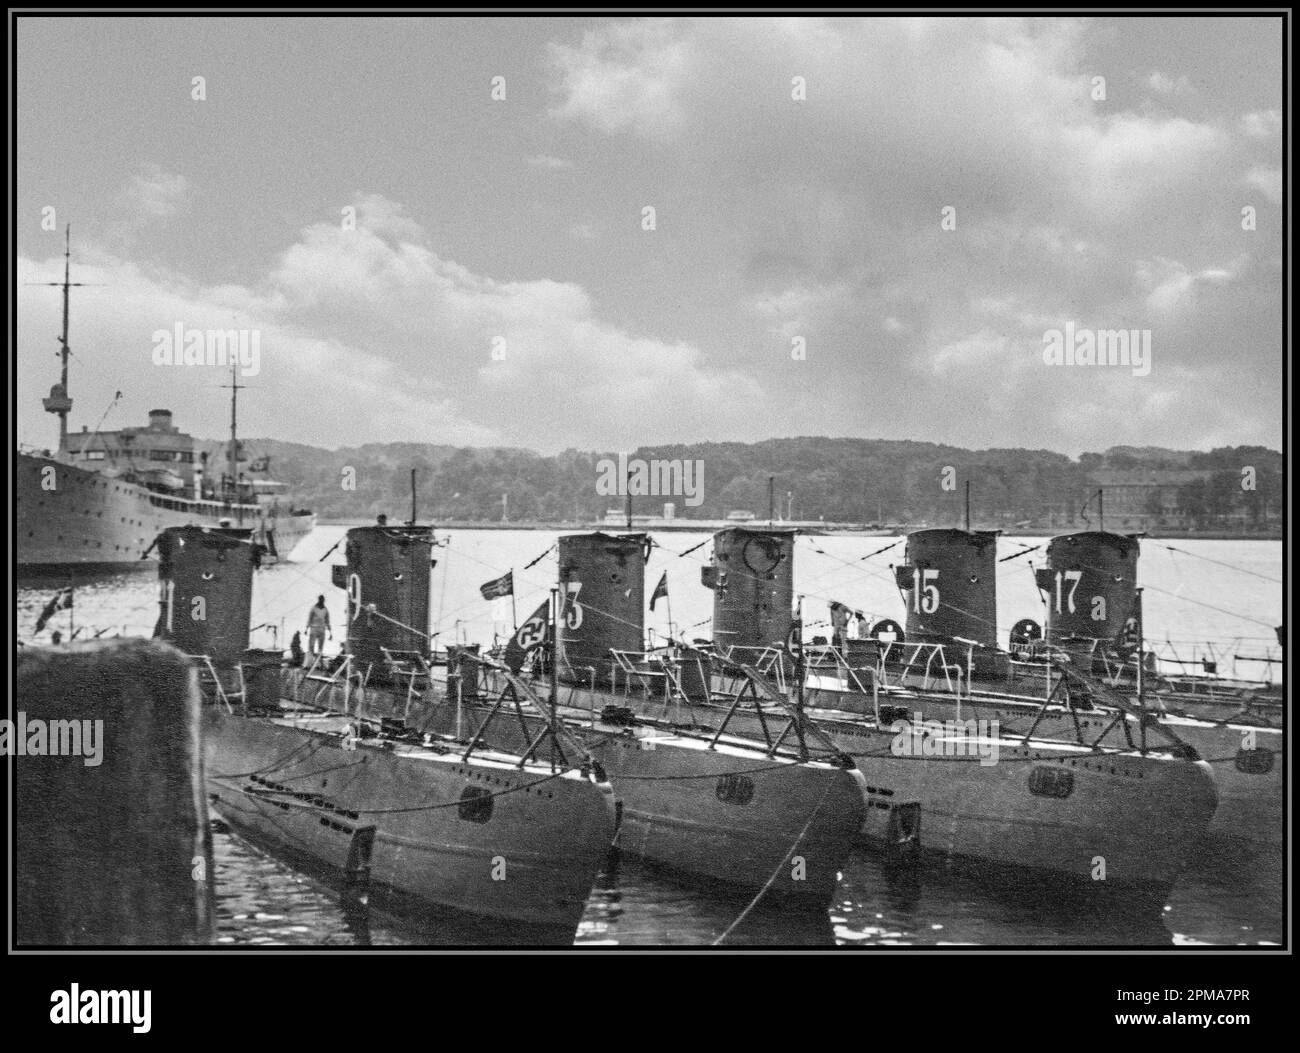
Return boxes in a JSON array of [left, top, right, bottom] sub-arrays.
[[16, 16, 1283, 455]]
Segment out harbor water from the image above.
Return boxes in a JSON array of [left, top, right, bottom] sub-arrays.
[[18, 529, 1283, 947]]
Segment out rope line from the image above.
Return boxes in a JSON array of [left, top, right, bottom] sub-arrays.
[[712, 779, 834, 945], [1157, 543, 1281, 584]]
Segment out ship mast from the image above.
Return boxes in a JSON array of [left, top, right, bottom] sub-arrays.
[[59, 229, 70, 432], [36, 225, 91, 452]]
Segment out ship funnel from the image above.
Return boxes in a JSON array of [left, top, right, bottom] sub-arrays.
[[702, 527, 795, 660], [557, 532, 648, 686], [154, 526, 258, 667], [895, 529, 1000, 650], [1036, 530, 1140, 645], [331, 525, 435, 679]]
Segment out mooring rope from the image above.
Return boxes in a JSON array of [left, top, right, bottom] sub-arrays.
[[208, 737, 327, 780], [712, 779, 834, 946]]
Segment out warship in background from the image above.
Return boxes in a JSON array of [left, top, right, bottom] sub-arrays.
[[17, 229, 315, 571]]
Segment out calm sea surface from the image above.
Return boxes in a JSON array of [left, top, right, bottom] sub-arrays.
[[18, 530, 1284, 947]]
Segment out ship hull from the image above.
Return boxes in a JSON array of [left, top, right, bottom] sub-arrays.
[[17, 451, 315, 569], [823, 720, 1218, 896], [592, 731, 867, 903], [799, 677, 1280, 850], [936, 699, 1279, 850], [551, 681, 1218, 896], [203, 705, 616, 941], [408, 692, 865, 905]]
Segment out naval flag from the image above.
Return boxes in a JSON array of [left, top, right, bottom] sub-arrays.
[[504, 599, 550, 674], [786, 619, 803, 661], [479, 570, 514, 601], [34, 587, 73, 633], [649, 571, 669, 611]]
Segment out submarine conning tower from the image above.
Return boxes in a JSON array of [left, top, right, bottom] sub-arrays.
[[702, 527, 796, 659], [154, 525, 258, 667], [895, 528, 1000, 650], [332, 525, 435, 678], [1036, 530, 1140, 645], [557, 532, 648, 686]]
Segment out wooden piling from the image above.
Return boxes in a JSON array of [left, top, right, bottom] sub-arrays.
[[15, 638, 213, 945]]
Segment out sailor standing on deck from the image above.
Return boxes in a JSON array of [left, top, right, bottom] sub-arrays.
[[306, 595, 332, 657], [830, 602, 850, 649]]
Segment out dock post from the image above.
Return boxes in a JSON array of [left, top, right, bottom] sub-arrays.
[[15, 638, 213, 945]]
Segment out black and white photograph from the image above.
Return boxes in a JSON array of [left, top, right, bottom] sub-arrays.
[[10, 8, 1288, 991]]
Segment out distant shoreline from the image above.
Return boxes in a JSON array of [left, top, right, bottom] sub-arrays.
[[319, 519, 1281, 541]]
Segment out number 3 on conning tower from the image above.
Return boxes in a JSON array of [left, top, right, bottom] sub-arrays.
[[563, 581, 584, 629]]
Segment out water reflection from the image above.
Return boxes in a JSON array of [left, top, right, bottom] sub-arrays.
[[837, 848, 1174, 946], [1164, 839, 1283, 946], [217, 826, 1277, 948], [577, 852, 835, 946], [213, 823, 582, 947]]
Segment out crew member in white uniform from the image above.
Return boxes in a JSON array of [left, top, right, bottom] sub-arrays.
[[306, 595, 332, 658]]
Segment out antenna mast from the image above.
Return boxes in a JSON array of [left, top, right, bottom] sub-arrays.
[[625, 459, 632, 530], [221, 361, 245, 525]]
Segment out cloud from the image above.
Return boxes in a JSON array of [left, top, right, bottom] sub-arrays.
[[525, 154, 573, 170], [1138, 257, 1237, 318], [548, 19, 1230, 228], [1062, 116, 1228, 218], [746, 281, 849, 340], [19, 194, 769, 452], [1147, 71, 1192, 95], [1240, 110, 1281, 139], [535, 18, 1277, 452], [927, 329, 1016, 376], [348, 192, 426, 240], [1243, 165, 1282, 204], [547, 19, 694, 138], [122, 166, 188, 219], [970, 296, 1059, 332]]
